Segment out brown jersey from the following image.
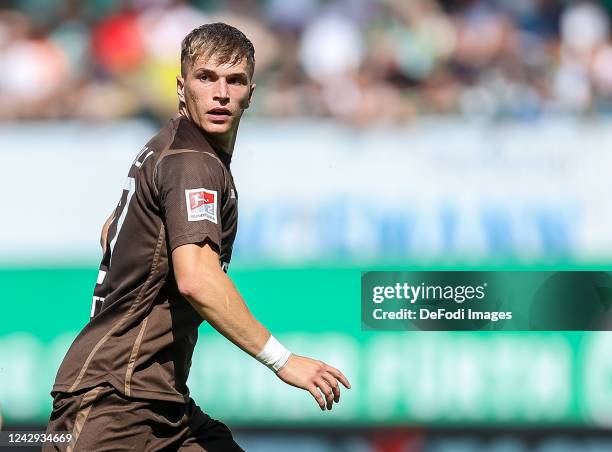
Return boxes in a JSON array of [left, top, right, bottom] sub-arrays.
[[52, 116, 238, 403]]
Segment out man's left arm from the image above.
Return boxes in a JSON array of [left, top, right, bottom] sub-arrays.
[[160, 153, 351, 410], [172, 242, 351, 410], [100, 212, 115, 250]]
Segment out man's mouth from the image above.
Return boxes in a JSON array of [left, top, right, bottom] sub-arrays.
[[207, 108, 232, 117]]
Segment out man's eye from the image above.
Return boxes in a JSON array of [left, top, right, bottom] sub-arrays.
[[199, 74, 210, 81]]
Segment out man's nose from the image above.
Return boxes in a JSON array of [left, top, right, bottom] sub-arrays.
[[213, 79, 229, 103]]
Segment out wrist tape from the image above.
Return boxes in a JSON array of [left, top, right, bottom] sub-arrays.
[[256, 335, 291, 372]]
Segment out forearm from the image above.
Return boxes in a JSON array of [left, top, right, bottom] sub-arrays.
[[181, 267, 270, 357]]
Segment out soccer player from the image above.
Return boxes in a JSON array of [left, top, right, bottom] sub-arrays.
[[44, 23, 350, 452]]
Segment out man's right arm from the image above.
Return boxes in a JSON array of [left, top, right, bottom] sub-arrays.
[[172, 242, 351, 410]]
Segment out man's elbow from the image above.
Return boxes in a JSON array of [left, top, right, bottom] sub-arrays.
[[175, 265, 219, 300], [176, 275, 201, 300]]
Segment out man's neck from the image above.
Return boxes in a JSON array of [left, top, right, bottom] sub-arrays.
[[206, 129, 237, 158], [178, 108, 236, 157]]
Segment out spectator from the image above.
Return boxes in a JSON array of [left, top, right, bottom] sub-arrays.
[[2, 0, 612, 124]]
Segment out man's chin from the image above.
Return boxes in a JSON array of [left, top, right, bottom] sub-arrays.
[[198, 121, 232, 136]]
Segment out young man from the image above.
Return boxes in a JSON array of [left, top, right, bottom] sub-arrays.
[[44, 23, 350, 451]]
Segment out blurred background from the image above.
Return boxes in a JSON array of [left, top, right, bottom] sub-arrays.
[[1, 0, 612, 450]]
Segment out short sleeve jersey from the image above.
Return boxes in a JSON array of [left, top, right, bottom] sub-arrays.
[[52, 117, 238, 403]]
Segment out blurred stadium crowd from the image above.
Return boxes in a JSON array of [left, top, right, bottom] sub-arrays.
[[2, 0, 612, 124]]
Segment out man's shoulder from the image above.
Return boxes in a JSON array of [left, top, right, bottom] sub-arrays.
[[145, 117, 229, 190], [155, 148, 225, 174], [153, 150, 227, 198]]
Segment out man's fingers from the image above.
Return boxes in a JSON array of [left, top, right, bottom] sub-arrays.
[[321, 372, 341, 403], [291, 358, 350, 410], [324, 364, 351, 389], [314, 377, 334, 410], [307, 384, 325, 410]]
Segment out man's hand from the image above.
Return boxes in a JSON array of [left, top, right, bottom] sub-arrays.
[[276, 354, 351, 411]]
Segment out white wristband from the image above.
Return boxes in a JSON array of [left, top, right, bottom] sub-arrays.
[[256, 335, 291, 372]]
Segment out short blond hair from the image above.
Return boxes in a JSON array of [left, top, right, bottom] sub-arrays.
[[181, 23, 255, 79]]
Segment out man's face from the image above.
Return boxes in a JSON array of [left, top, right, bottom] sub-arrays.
[[178, 55, 254, 139]]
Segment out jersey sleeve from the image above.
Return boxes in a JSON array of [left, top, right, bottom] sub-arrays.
[[156, 152, 225, 252]]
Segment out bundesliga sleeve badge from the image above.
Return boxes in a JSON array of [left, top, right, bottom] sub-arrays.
[[185, 188, 218, 223]]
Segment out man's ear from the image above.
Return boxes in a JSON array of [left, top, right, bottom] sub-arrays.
[[245, 83, 256, 109], [177, 75, 186, 104]]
